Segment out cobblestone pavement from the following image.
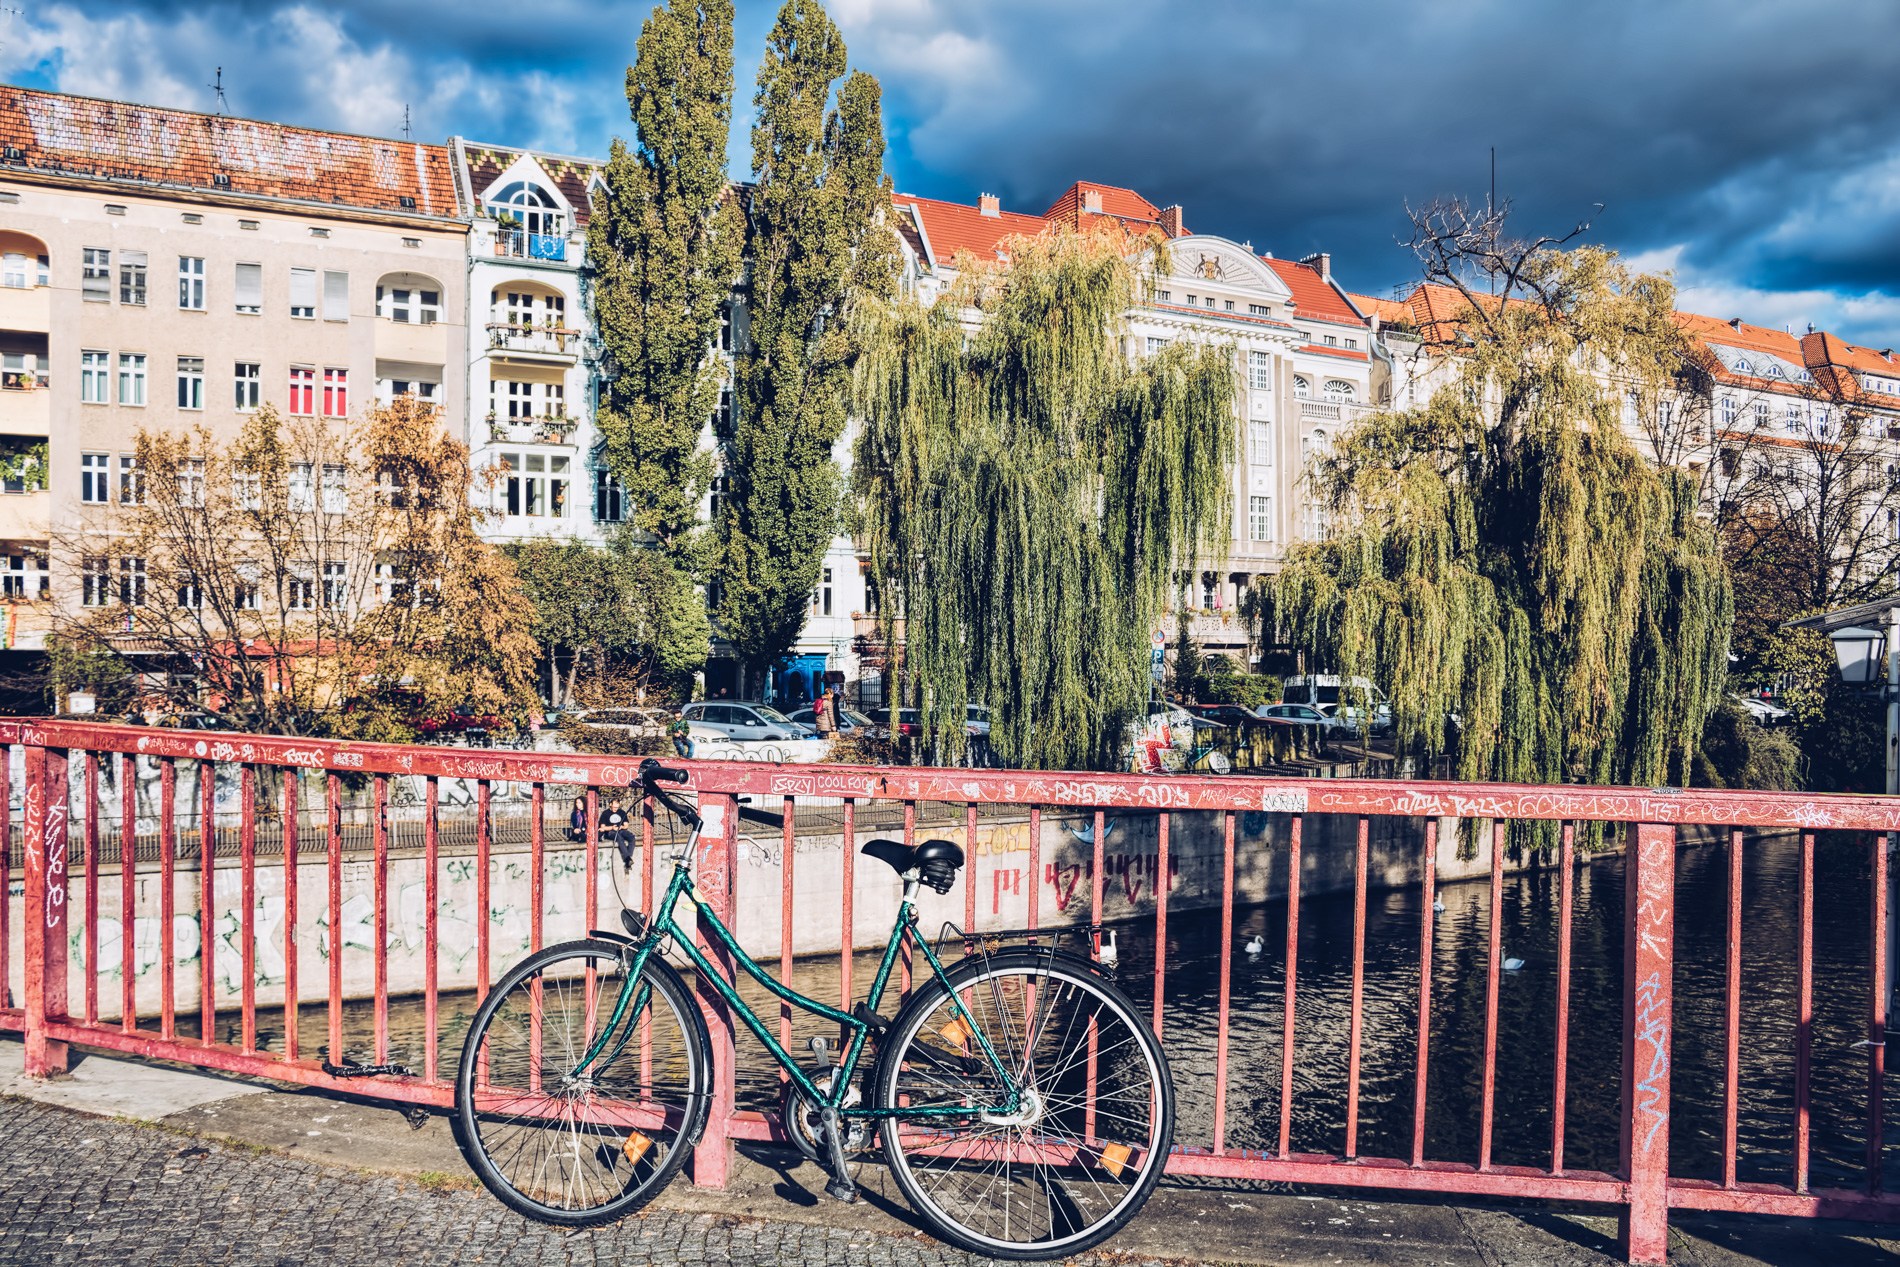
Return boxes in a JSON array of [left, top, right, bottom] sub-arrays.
[[0, 1098, 1184, 1267]]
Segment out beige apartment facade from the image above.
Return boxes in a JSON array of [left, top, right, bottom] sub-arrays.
[[0, 86, 467, 662]]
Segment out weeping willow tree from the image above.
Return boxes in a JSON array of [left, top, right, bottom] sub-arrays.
[[1268, 206, 1732, 814], [852, 225, 1237, 769]]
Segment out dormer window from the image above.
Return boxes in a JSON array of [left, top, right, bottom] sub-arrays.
[[492, 181, 564, 236]]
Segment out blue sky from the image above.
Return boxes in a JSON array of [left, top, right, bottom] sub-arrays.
[[7, 0, 1900, 344]]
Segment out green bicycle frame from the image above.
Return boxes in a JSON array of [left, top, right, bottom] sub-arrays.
[[570, 837, 1020, 1120]]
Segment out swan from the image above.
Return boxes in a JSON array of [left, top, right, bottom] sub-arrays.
[[1503, 957, 1525, 971], [1432, 896, 1446, 913], [1244, 934, 1265, 954], [1099, 930, 1120, 968]]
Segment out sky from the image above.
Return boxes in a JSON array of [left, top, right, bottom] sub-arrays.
[[6, 0, 1900, 345]]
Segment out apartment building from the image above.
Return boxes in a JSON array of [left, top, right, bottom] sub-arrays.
[[0, 86, 466, 665], [446, 139, 616, 544]]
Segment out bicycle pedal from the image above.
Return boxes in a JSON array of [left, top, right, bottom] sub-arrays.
[[824, 1176, 860, 1203]]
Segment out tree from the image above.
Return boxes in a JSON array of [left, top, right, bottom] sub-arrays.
[[853, 223, 1237, 769], [503, 533, 710, 706], [1266, 202, 1732, 808], [588, 0, 744, 554], [714, 0, 898, 685], [1170, 608, 1202, 701], [50, 400, 541, 741]]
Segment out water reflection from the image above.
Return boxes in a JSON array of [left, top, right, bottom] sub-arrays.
[[194, 828, 1894, 1188]]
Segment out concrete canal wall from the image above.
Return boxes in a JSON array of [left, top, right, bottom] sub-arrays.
[[9, 805, 1616, 1018]]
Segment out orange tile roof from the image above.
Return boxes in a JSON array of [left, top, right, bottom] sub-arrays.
[[891, 192, 1050, 267], [1673, 310, 1806, 361], [1041, 181, 1161, 229], [1263, 257, 1365, 327], [1797, 330, 1900, 405], [1346, 292, 1414, 327], [0, 85, 455, 220]]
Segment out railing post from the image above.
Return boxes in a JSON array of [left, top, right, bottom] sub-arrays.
[[692, 787, 737, 1188], [1619, 822, 1675, 1265], [21, 742, 70, 1077]]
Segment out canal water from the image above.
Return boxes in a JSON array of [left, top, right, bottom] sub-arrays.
[[187, 828, 1894, 1189]]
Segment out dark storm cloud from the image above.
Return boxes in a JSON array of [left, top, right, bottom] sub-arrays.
[[7, 0, 1900, 338]]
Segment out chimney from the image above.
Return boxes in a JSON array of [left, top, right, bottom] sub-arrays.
[[1158, 205, 1185, 237], [1302, 252, 1331, 281], [1082, 188, 1103, 214], [1370, 312, 1382, 336], [978, 193, 1000, 218]]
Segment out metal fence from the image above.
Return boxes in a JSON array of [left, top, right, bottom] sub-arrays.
[[3, 719, 1897, 1265]]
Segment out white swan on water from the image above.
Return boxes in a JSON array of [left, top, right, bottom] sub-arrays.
[[1244, 934, 1265, 954], [1503, 957, 1525, 971], [1099, 930, 1119, 968]]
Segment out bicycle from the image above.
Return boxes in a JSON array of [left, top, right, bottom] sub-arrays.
[[453, 759, 1175, 1260]]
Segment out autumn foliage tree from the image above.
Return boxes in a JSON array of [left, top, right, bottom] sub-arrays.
[[50, 399, 541, 740]]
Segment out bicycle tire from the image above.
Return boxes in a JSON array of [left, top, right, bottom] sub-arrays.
[[454, 939, 710, 1226], [872, 948, 1174, 1259]]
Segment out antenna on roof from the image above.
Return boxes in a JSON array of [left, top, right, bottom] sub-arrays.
[[1488, 146, 1497, 297], [209, 67, 228, 116], [403, 104, 412, 142]]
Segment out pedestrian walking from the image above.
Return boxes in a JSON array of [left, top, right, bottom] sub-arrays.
[[600, 797, 637, 869], [666, 712, 692, 758], [814, 691, 835, 738]]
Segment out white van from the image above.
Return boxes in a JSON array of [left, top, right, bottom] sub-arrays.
[[1279, 675, 1388, 710]]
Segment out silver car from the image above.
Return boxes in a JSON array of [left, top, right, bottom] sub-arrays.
[[677, 701, 811, 741]]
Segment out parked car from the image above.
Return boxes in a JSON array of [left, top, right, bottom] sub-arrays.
[[965, 704, 993, 737], [1184, 703, 1258, 727], [1281, 675, 1389, 712], [1731, 694, 1790, 727], [677, 700, 812, 741], [869, 707, 922, 737], [787, 704, 881, 735], [1256, 703, 1352, 736], [1319, 702, 1393, 737]]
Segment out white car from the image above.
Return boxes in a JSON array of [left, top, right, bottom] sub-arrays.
[[1732, 694, 1790, 727]]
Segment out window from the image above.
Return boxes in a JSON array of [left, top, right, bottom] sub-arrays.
[[713, 387, 732, 437], [117, 353, 147, 405], [1145, 337, 1169, 354], [116, 251, 147, 306], [1625, 390, 1639, 428], [377, 285, 439, 324], [1185, 295, 1196, 307], [551, 455, 570, 518], [490, 181, 564, 235], [1249, 421, 1272, 466], [812, 567, 833, 616], [1249, 496, 1272, 542], [1249, 304, 1270, 317], [82, 555, 110, 607], [285, 563, 315, 611], [81, 452, 109, 504], [323, 270, 349, 322], [289, 267, 316, 318], [232, 564, 260, 610], [82, 248, 110, 302], [288, 463, 313, 511], [1205, 297, 1216, 309], [176, 572, 201, 609], [503, 453, 559, 516], [81, 350, 109, 403], [1249, 350, 1272, 391], [0, 552, 46, 602], [322, 560, 347, 608], [321, 464, 346, 513], [177, 459, 204, 508], [375, 556, 414, 606], [1224, 299, 1235, 312], [1345, 338, 1358, 350], [596, 468, 624, 522], [1721, 396, 1736, 427], [119, 556, 147, 607], [1294, 376, 1309, 398], [289, 367, 314, 415], [118, 454, 143, 505], [178, 256, 205, 309], [1323, 379, 1353, 401], [1323, 334, 1338, 347], [176, 356, 203, 410], [1, 251, 47, 289], [1156, 290, 1171, 304], [235, 362, 260, 411], [382, 378, 440, 404], [235, 465, 261, 510], [322, 367, 348, 417], [1787, 403, 1801, 434], [1657, 400, 1673, 430], [235, 262, 261, 313]]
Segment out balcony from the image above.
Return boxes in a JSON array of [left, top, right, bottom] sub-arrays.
[[493, 230, 570, 263], [0, 382, 49, 436], [485, 413, 582, 448], [375, 318, 448, 366], [0, 284, 49, 334], [486, 324, 581, 365], [1298, 400, 1376, 423]]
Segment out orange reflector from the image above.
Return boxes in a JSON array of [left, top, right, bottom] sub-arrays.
[[1099, 1143, 1132, 1178], [938, 1016, 975, 1047], [623, 1131, 653, 1165]]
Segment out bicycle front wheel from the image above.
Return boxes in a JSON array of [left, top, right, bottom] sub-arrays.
[[873, 949, 1174, 1259], [454, 939, 710, 1226]]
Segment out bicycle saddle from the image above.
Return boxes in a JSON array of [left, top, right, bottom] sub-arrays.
[[861, 838, 965, 893]]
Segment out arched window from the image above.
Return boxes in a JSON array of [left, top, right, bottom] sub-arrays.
[[491, 181, 563, 236], [1293, 376, 1309, 398], [1323, 379, 1353, 402]]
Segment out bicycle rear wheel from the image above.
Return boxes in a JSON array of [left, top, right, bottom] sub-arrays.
[[454, 939, 709, 1226], [873, 949, 1174, 1259]]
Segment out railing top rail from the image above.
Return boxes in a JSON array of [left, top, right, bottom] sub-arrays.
[[3, 718, 1894, 832]]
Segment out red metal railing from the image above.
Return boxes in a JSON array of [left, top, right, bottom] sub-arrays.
[[3, 719, 1897, 1265]]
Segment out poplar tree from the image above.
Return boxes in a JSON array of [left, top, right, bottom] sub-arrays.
[[853, 226, 1238, 769], [1267, 202, 1733, 818], [715, 0, 898, 683], [588, 0, 743, 554]]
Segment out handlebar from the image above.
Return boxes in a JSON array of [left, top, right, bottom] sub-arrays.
[[640, 759, 690, 786], [637, 759, 699, 830]]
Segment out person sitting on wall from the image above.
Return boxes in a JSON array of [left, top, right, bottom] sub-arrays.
[[600, 797, 637, 870], [566, 796, 587, 843], [667, 712, 693, 758]]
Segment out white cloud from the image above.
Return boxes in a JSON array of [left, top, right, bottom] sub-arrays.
[[1627, 243, 1900, 347]]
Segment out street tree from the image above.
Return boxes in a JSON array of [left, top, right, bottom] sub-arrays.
[[588, 0, 744, 555], [853, 223, 1237, 769], [49, 400, 541, 741], [715, 0, 898, 687], [504, 532, 710, 706], [1267, 201, 1733, 805]]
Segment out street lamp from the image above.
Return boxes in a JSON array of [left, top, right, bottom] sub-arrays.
[[1829, 626, 1887, 686]]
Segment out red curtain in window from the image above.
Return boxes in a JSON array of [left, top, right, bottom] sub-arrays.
[[289, 367, 314, 415], [323, 367, 348, 417]]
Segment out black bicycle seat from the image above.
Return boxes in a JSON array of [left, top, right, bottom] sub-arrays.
[[861, 838, 965, 876]]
